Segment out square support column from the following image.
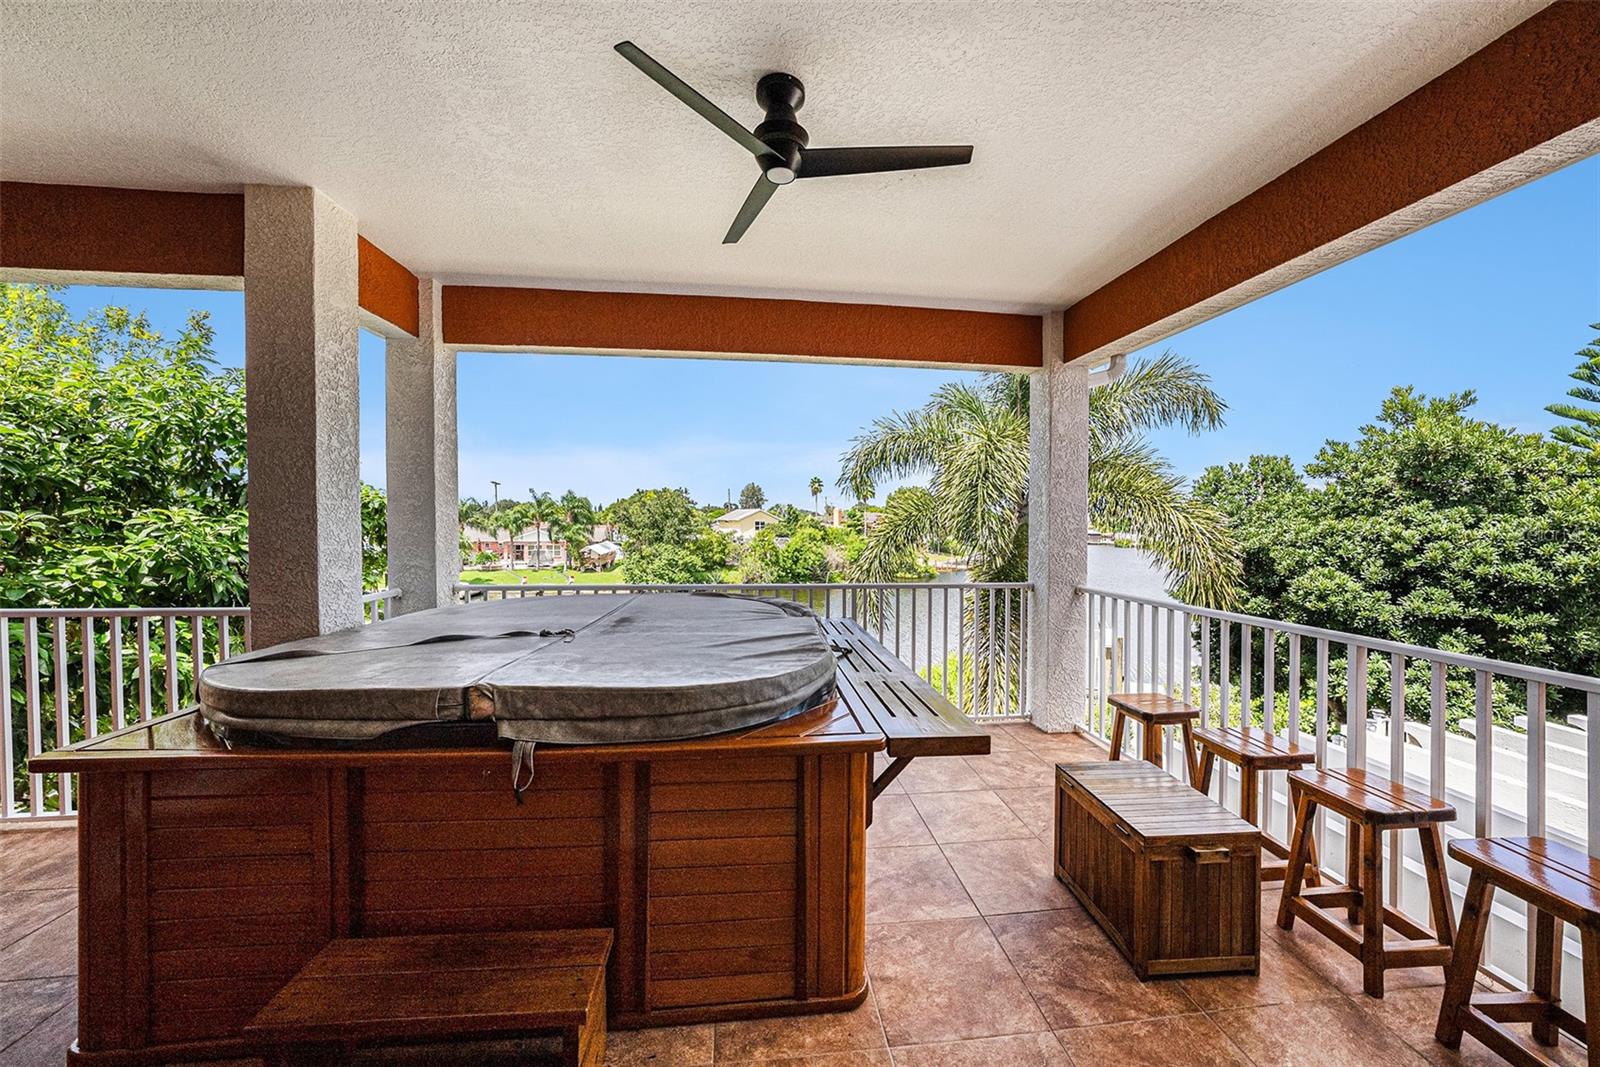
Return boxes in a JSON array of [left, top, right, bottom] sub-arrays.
[[385, 278, 458, 612], [1026, 311, 1090, 732], [244, 186, 363, 646]]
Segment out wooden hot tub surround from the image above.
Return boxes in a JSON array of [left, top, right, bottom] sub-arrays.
[[31, 620, 989, 1066]]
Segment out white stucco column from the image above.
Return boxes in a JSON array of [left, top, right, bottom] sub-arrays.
[[385, 277, 458, 612], [1026, 311, 1090, 732], [243, 186, 363, 646]]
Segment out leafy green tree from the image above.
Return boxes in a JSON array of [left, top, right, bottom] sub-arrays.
[[610, 488, 705, 549], [620, 532, 731, 584], [1548, 325, 1600, 452], [360, 484, 388, 590], [809, 476, 824, 513], [739, 482, 766, 509], [1195, 387, 1600, 725], [739, 526, 829, 583], [0, 284, 248, 607]]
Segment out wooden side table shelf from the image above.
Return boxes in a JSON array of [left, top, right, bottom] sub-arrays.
[[1106, 693, 1201, 783], [1436, 836, 1600, 1067], [1193, 724, 1317, 882], [1277, 766, 1457, 997]]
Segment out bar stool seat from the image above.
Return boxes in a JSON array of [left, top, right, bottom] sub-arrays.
[[1436, 836, 1600, 1066], [1193, 724, 1317, 882], [1276, 766, 1457, 997], [1106, 693, 1200, 783]]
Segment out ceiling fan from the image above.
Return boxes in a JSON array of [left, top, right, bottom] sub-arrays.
[[615, 41, 974, 244]]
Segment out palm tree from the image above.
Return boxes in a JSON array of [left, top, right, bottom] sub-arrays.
[[809, 476, 824, 515], [553, 491, 597, 568], [838, 352, 1240, 709]]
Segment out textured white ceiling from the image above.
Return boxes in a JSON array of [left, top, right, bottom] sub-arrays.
[[0, 0, 1548, 311]]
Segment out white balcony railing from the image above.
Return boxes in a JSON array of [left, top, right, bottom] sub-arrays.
[[455, 581, 1032, 721], [1, 589, 400, 823], [1080, 585, 1600, 1006]]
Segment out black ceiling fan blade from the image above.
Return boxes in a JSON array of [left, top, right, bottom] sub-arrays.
[[723, 174, 779, 244], [614, 41, 776, 160], [798, 145, 973, 178]]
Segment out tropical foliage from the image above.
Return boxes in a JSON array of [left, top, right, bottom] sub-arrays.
[[1194, 387, 1600, 726], [839, 352, 1240, 605], [1548, 324, 1600, 453], [738, 482, 767, 509]]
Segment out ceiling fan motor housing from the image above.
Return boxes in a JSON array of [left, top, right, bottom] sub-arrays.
[[754, 72, 808, 177]]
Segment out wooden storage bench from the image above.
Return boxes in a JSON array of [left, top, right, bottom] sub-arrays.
[[1054, 760, 1261, 979], [244, 929, 612, 1066]]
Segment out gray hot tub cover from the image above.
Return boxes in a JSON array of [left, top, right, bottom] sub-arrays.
[[198, 592, 837, 746]]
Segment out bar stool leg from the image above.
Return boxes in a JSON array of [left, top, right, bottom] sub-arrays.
[[1142, 720, 1163, 767], [1239, 767, 1260, 827], [1532, 909, 1563, 1047], [1277, 789, 1317, 931], [1360, 821, 1385, 997], [1418, 824, 1456, 947], [1346, 820, 1363, 925], [1579, 925, 1600, 1067], [1109, 711, 1126, 761], [1179, 718, 1199, 786], [1197, 749, 1216, 796], [1435, 870, 1493, 1049]]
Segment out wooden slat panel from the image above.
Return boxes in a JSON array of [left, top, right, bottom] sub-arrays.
[[151, 944, 312, 983], [650, 918, 793, 952], [149, 767, 313, 798], [651, 891, 795, 924], [150, 885, 313, 920], [149, 824, 311, 859], [365, 817, 604, 851], [154, 976, 291, 1012], [149, 793, 319, 827], [292, 930, 611, 977], [150, 1006, 256, 1046], [651, 782, 796, 812], [364, 846, 605, 882], [361, 902, 609, 937], [365, 787, 604, 823], [649, 864, 796, 897], [651, 757, 795, 784], [649, 971, 794, 1009], [650, 836, 795, 868], [150, 855, 315, 889], [364, 764, 602, 794], [651, 943, 795, 980], [649, 809, 794, 841], [150, 914, 321, 952], [363, 874, 604, 912]]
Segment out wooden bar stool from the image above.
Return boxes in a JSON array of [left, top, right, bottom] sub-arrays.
[[1277, 766, 1457, 997], [1436, 836, 1600, 1066], [1106, 693, 1200, 783], [1193, 724, 1317, 883]]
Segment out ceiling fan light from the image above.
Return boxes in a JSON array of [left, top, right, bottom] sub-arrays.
[[765, 165, 796, 185]]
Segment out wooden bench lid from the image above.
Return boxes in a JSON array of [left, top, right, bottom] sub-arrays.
[[1058, 760, 1259, 845]]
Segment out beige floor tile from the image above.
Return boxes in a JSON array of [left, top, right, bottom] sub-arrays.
[[942, 838, 1072, 915], [964, 748, 1052, 791], [0, 910, 76, 980], [0, 976, 74, 1053], [866, 846, 977, 924], [908, 790, 1030, 844], [994, 787, 1057, 840], [867, 917, 1046, 1046], [0, 831, 76, 892], [604, 1024, 714, 1066], [1209, 995, 1433, 1066], [1348, 984, 1591, 1067], [987, 909, 1197, 1029], [717, 1053, 892, 1067], [867, 796, 934, 849], [1268, 907, 1449, 995], [894, 758, 987, 794], [889, 1031, 1069, 1066], [714, 998, 885, 1061], [0, 890, 75, 953], [0, 1002, 75, 1067], [1056, 1011, 1252, 1067], [1177, 930, 1343, 1010]]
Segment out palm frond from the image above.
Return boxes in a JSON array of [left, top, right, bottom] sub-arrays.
[[1089, 350, 1226, 453]]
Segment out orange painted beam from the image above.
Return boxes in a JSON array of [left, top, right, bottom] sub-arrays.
[[0, 182, 244, 279], [357, 236, 419, 336], [1062, 0, 1600, 362], [441, 285, 1042, 368]]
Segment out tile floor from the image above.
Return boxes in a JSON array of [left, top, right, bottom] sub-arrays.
[[0, 724, 1586, 1066]]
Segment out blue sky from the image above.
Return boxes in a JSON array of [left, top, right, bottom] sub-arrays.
[[52, 153, 1598, 506]]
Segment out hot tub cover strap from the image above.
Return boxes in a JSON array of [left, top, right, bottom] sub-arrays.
[[198, 592, 838, 746]]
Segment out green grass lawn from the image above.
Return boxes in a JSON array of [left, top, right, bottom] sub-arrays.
[[458, 566, 625, 585]]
